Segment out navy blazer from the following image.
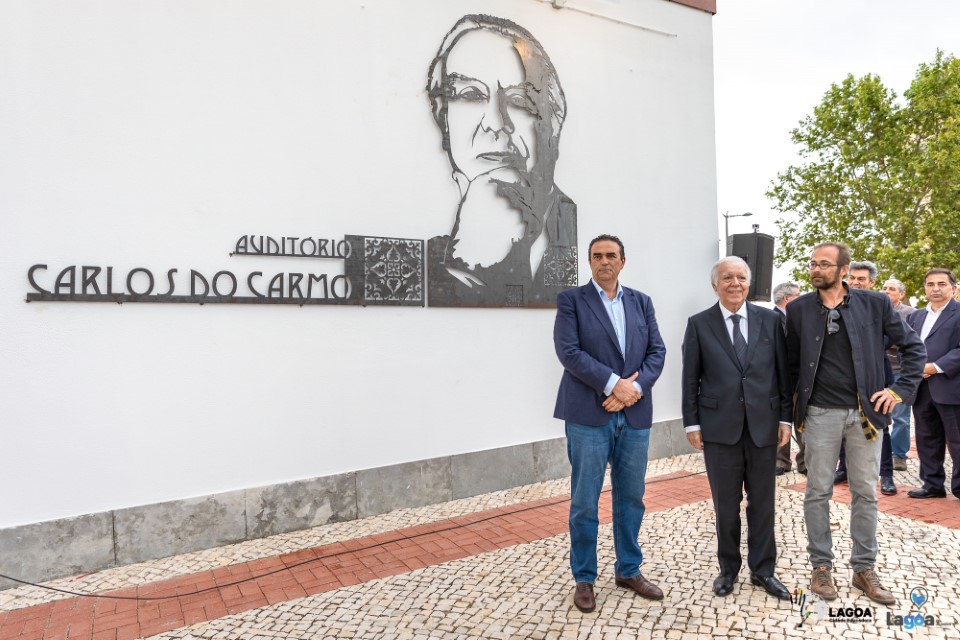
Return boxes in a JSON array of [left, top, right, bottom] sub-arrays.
[[681, 302, 792, 447], [907, 298, 960, 405], [553, 282, 666, 428]]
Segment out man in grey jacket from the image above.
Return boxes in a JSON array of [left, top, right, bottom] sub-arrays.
[[882, 278, 916, 469], [786, 242, 924, 605]]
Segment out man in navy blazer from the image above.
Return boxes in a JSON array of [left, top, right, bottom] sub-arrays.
[[681, 257, 792, 600], [907, 268, 960, 500], [554, 234, 666, 613]]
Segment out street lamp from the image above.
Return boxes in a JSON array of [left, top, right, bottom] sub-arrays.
[[722, 211, 753, 254]]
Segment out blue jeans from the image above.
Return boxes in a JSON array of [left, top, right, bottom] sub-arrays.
[[890, 374, 912, 459], [566, 413, 650, 583]]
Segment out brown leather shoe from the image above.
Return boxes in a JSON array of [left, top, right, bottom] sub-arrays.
[[573, 582, 596, 613], [615, 573, 664, 600], [852, 569, 896, 605], [809, 566, 838, 601]]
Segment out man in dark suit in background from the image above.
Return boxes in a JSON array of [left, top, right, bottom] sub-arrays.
[[906, 268, 960, 500], [681, 257, 792, 600], [772, 281, 801, 475], [554, 234, 666, 613], [835, 260, 899, 496]]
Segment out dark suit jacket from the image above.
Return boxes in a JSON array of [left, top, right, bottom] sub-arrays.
[[775, 305, 787, 332], [554, 282, 666, 428], [787, 287, 925, 429], [907, 298, 960, 405], [681, 302, 792, 447]]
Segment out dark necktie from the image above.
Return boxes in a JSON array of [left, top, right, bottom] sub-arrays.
[[731, 314, 747, 368]]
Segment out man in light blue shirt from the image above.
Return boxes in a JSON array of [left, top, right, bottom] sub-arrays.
[[554, 234, 666, 613]]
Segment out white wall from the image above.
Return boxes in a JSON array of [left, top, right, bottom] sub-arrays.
[[0, 0, 718, 528]]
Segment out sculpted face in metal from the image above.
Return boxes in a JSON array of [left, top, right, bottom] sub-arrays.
[[426, 15, 577, 308], [443, 29, 538, 183], [429, 15, 565, 189]]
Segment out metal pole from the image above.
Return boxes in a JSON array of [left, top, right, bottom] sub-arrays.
[[724, 214, 730, 255]]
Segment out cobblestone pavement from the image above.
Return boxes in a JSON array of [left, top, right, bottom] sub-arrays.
[[1, 451, 957, 640]]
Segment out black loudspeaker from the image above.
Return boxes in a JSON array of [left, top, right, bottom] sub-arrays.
[[726, 232, 774, 302]]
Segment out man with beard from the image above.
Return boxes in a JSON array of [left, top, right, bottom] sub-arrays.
[[834, 260, 898, 496], [785, 242, 924, 605]]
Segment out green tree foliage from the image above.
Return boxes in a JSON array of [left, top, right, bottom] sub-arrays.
[[769, 51, 960, 300]]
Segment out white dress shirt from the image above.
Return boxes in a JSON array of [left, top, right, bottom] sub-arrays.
[[920, 304, 948, 373], [591, 279, 643, 398]]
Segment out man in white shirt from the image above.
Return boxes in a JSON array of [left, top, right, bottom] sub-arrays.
[[906, 269, 960, 500], [681, 257, 792, 600]]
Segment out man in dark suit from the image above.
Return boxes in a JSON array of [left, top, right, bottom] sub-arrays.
[[681, 257, 792, 600], [554, 234, 666, 613], [906, 268, 960, 500], [772, 281, 801, 475]]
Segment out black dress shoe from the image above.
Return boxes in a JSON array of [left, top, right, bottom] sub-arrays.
[[713, 574, 735, 597], [908, 487, 947, 499], [750, 574, 790, 600], [775, 467, 787, 476], [834, 470, 847, 484], [880, 476, 897, 496]]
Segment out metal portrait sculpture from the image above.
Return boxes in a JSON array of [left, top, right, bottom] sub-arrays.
[[426, 14, 578, 307]]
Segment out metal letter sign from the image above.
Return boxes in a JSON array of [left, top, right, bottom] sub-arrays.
[[25, 16, 576, 309]]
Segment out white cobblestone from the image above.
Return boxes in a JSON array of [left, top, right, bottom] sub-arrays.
[[2, 452, 958, 640]]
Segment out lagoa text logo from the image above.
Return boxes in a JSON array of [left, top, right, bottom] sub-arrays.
[[792, 585, 876, 626], [887, 587, 946, 630], [827, 606, 874, 623]]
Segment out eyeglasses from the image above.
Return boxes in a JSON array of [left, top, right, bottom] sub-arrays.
[[807, 260, 838, 270], [826, 308, 840, 335]]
